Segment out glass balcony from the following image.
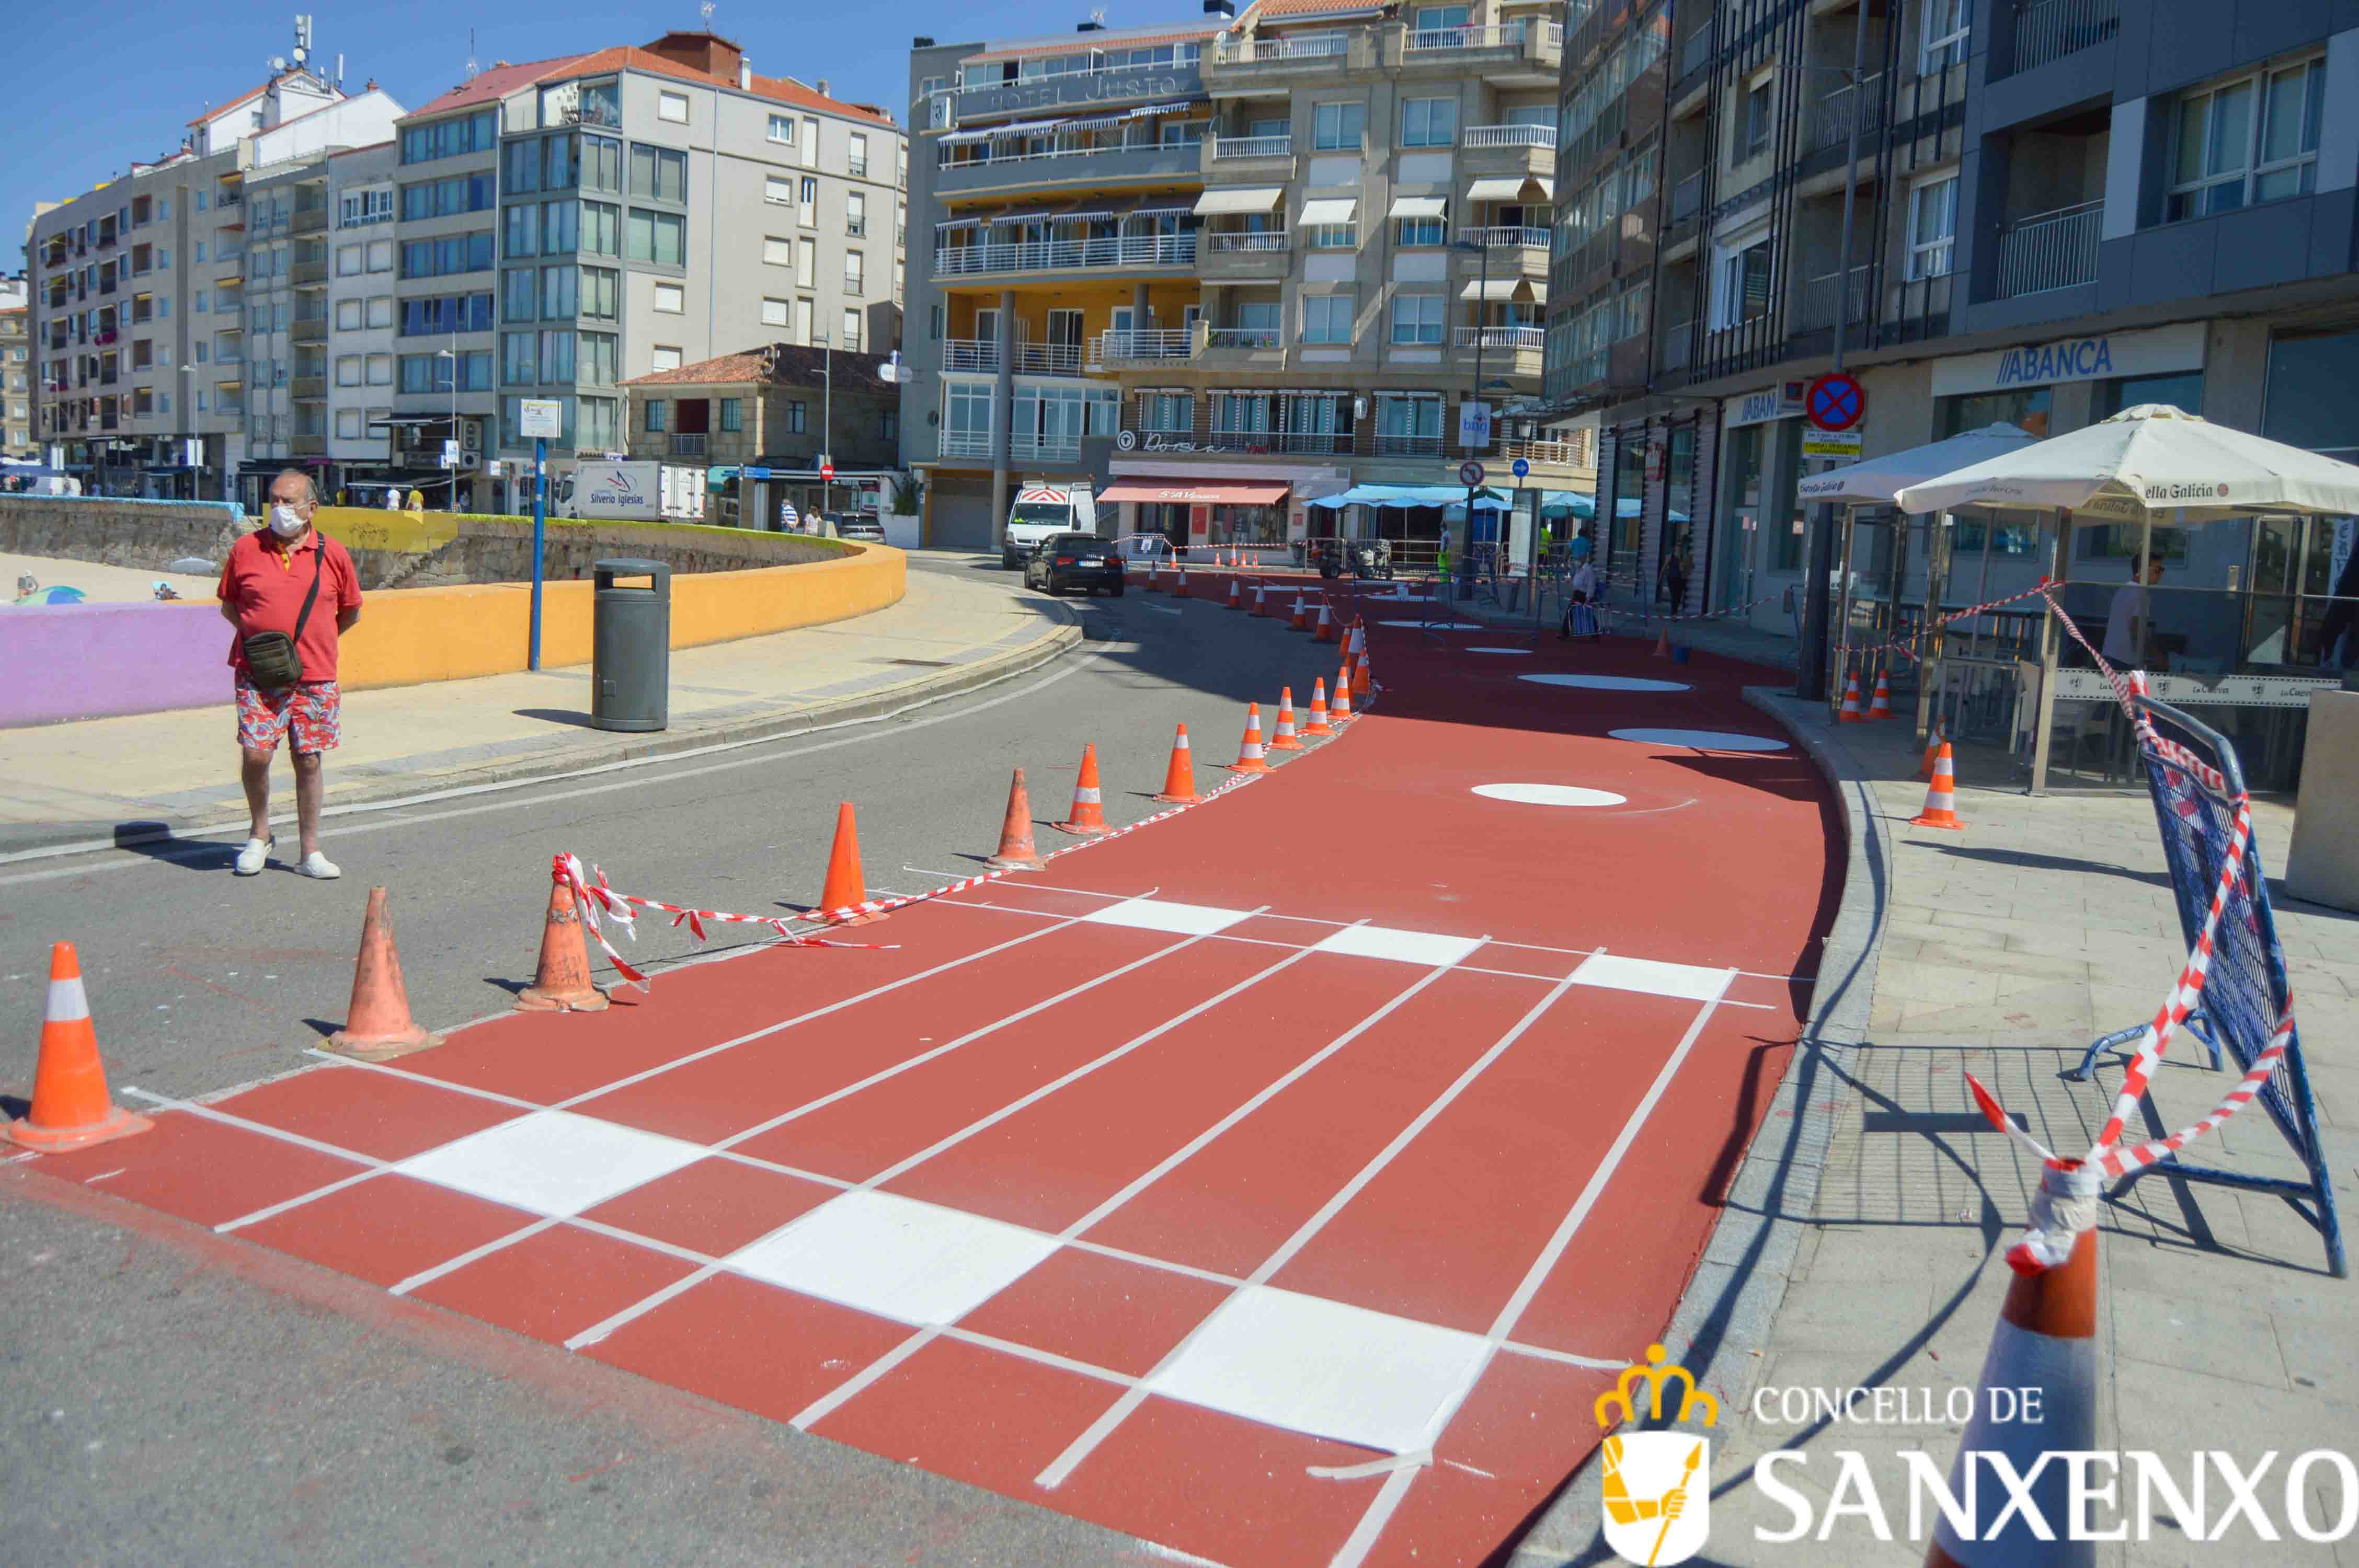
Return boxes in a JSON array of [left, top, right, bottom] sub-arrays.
[[933, 232, 1197, 278]]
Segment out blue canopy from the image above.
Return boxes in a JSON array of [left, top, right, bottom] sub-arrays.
[[1310, 482, 1508, 509]]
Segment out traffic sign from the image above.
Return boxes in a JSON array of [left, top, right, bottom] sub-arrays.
[[518, 398, 564, 439], [1805, 372, 1865, 432], [819, 459, 835, 481], [1802, 428, 1865, 460], [1511, 457, 1530, 480], [1458, 460, 1485, 488]]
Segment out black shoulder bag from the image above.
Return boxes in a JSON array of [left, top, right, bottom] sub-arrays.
[[241, 543, 325, 691]]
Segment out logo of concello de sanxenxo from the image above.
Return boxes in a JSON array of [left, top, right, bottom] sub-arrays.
[[1596, 1345, 1719, 1565]]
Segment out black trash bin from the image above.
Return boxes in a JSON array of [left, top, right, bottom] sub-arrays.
[[591, 558, 670, 732]]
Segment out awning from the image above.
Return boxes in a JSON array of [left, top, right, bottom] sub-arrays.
[[1126, 202, 1196, 218], [1459, 277, 1547, 302], [1194, 186, 1284, 215], [935, 215, 984, 231], [1127, 101, 1201, 119], [1058, 205, 1118, 223], [1099, 478, 1291, 506], [1388, 195, 1447, 219], [1298, 197, 1357, 225], [1309, 482, 1506, 508], [1465, 175, 1554, 202]]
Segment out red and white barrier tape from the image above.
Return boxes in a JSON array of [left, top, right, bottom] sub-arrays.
[[1839, 580, 2058, 670]]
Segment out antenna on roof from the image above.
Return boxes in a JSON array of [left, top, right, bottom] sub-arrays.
[[464, 28, 479, 81], [701, 1, 716, 28]]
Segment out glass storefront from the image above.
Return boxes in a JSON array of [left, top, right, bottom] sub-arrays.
[[1717, 423, 1763, 612], [1937, 386, 2051, 440]]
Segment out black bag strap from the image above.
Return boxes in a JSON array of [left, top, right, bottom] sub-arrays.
[[290, 537, 326, 644]]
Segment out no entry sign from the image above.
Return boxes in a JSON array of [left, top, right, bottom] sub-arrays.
[[1805, 372, 1864, 432]]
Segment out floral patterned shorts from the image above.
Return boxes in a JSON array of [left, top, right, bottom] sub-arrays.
[[236, 676, 342, 755]]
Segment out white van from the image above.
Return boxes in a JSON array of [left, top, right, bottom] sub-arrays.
[[1002, 486, 1099, 569]]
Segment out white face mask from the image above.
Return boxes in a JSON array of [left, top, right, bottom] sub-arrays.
[[268, 503, 307, 538]]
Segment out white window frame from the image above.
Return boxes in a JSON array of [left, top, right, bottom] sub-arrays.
[[1711, 225, 1773, 329], [1302, 293, 1354, 344], [657, 90, 690, 124], [365, 353, 394, 386], [762, 296, 790, 326], [1400, 97, 1457, 149], [1312, 101, 1366, 152], [768, 114, 795, 145], [651, 344, 683, 373], [653, 281, 684, 314], [335, 354, 363, 387], [763, 235, 793, 267], [765, 175, 794, 206], [1389, 292, 1445, 345], [1906, 172, 1957, 281], [366, 296, 396, 329], [1920, 0, 1969, 76], [2167, 54, 2326, 222]]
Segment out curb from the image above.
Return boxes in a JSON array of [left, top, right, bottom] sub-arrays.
[[1, 603, 1087, 859], [1505, 686, 1892, 1565]]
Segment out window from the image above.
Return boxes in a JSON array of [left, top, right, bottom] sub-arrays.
[[796, 298, 814, 343], [198, 291, 213, 315], [929, 304, 943, 340], [1907, 175, 1957, 280], [399, 293, 494, 336], [340, 188, 395, 226], [764, 235, 794, 267], [803, 119, 821, 161], [367, 353, 393, 385], [626, 209, 685, 266], [581, 267, 620, 319], [336, 408, 363, 439], [2169, 55, 2325, 221], [1921, 0, 1969, 74], [400, 232, 494, 278], [537, 200, 578, 254], [798, 238, 817, 289], [541, 264, 577, 319], [582, 135, 623, 193], [504, 203, 539, 259], [504, 267, 537, 321], [763, 296, 791, 326], [945, 381, 992, 443], [580, 331, 617, 387], [401, 175, 496, 221], [1312, 101, 1366, 152], [628, 146, 688, 203], [366, 239, 395, 273], [333, 298, 361, 330], [842, 308, 862, 350], [1142, 391, 1194, 432], [719, 397, 742, 432], [1714, 234, 1772, 327], [800, 177, 819, 223], [194, 342, 209, 363], [1390, 293, 1445, 344], [1302, 294, 1354, 344], [768, 114, 795, 145], [1401, 97, 1457, 148], [848, 192, 866, 237], [336, 355, 362, 386], [1307, 223, 1357, 249], [844, 251, 864, 293], [766, 176, 794, 206], [657, 90, 690, 124], [651, 345, 682, 373], [578, 395, 620, 452], [500, 332, 536, 385], [539, 329, 574, 383], [645, 398, 667, 431], [582, 201, 620, 256], [543, 134, 575, 191], [399, 110, 497, 165], [1396, 212, 1446, 247], [367, 296, 395, 329], [882, 409, 899, 444], [336, 244, 362, 276], [654, 281, 684, 314], [1742, 78, 1774, 158], [503, 139, 541, 196], [2094, 370, 2204, 421], [402, 352, 454, 393], [194, 242, 209, 264], [1377, 393, 1441, 445], [784, 399, 808, 434]]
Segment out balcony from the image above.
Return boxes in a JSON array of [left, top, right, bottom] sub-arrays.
[[1203, 231, 1291, 280], [1462, 123, 1552, 151], [1211, 32, 1366, 71], [291, 260, 330, 287], [933, 232, 1197, 279], [1668, 170, 1704, 226], [1372, 433, 1443, 458], [1677, 21, 1714, 80], [291, 376, 328, 400], [1454, 325, 1544, 351], [1810, 72, 1885, 155], [939, 429, 993, 458], [1795, 266, 1871, 335], [943, 338, 1000, 372], [1010, 434, 1081, 464], [1659, 319, 1694, 373], [291, 317, 329, 343], [1090, 329, 1193, 366], [1204, 327, 1280, 351], [2006, 0, 2120, 77], [1994, 199, 2102, 298], [946, 56, 1204, 124], [1195, 325, 1286, 370], [1390, 19, 1559, 79], [935, 140, 1203, 199], [1210, 134, 1290, 160], [292, 434, 327, 456], [1457, 225, 1550, 253], [291, 206, 329, 235], [669, 432, 707, 457]]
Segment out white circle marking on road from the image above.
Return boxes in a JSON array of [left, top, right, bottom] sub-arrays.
[[1472, 783, 1629, 807], [1609, 727, 1789, 752], [1519, 673, 1691, 692]]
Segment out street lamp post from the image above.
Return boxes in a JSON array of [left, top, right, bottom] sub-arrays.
[[178, 363, 197, 499], [1451, 235, 1495, 601], [814, 331, 834, 521], [436, 331, 459, 514]]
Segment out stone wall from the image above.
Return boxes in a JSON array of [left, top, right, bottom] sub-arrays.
[[0, 495, 246, 574]]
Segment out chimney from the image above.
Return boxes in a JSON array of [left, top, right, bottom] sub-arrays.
[[739, 59, 752, 89], [913, 34, 935, 47], [816, 78, 830, 98], [1204, 0, 1235, 15]]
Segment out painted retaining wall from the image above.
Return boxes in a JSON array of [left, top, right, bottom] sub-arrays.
[[2, 544, 906, 728]]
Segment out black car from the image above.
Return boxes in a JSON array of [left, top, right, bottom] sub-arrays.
[[1024, 532, 1125, 596]]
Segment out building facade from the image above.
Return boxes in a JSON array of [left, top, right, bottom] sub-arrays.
[[1545, 0, 2359, 757], [24, 40, 404, 501], [383, 29, 906, 514], [324, 142, 400, 497], [1, 278, 31, 460], [902, 3, 1593, 557]]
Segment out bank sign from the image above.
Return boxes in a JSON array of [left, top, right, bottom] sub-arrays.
[[1931, 320, 2207, 397]]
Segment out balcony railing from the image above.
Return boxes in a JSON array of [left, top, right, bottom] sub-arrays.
[[1454, 326, 1544, 351], [1669, 170, 1704, 224], [1994, 199, 2103, 298], [1010, 434, 1080, 463], [1209, 232, 1290, 252], [1211, 134, 1291, 159], [1203, 327, 1281, 351], [1796, 266, 1872, 333], [939, 429, 992, 458], [942, 338, 1000, 372], [1215, 34, 1349, 64], [933, 233, 1197, 276], [1017, 342, 1085, 375], [1677, 22, 1714, 78], [1457, 225, 1550, 250], [1461, 123, 1554, 149], [1812, 73, 1886, 153], [2008, 0, 2121, 76], [1405, 21, 1528, 52], [1092, 329, 1194, 363], [669, 433, 708, 457], [1372, 433, 1443, 457]]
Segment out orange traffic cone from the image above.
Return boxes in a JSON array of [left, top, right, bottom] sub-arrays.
[[326, 887, 444, 1060], [986, 768, 1046, 871], [1918, 719, 1948, 781], [1228, 704, 1272, 773], [1910, 743, 1965, 831], [1652, 626, 1671, 658], [1838, 669, 1864, 722], [1269, 687, 1304, 751], [1174, 566, 1190, 598], [1290, 595, 1309, 631], [814, 802, 885, 924], [1252, 582, 1269, 617], [1053, 744, 1112, 836], [2, 942, 152, 1152], [1227, 577, 1243, 610], [1302, 678, 1335, 736], [516, 875, 612, 1012], [1353, 649, 1371, 697], [1346, 619, 1366, 658], [1923, 1160, 2099, 1568], [1155, 724, 1202, 804], [1314, 603, 1337, 642], [1331, 663, 1356, 724], [1866, 670, 1894, 721], [1146, 561, 1165, 592]]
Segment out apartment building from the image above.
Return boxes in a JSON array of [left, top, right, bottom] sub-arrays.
[[1544, 0, 2359, 757], [324, 143, 400, 493], [1, 278, 31, 460], [902, 2, 1590, 557], [380, 29, 906, 512]]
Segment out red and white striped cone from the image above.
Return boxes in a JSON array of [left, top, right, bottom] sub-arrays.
[[1146, 560, 1166, 593], [1227, 576, 1243, 610], [1269, 687, 1303, 751], [1330, 662, 1356, 725], [1353, 648, 1371, 697], [1314, 603, 1336, 642], [1173, 564, 1190, 598], [1252, 581, 1270, 616], [1866, 669, 1894, 721], [1291, 595, 1310, 631], [1839, 669, 1865, 722], [1919, 719, 1948, 780], [1911, 742, 1965, 830], [1228, 704, 1271, 773], [1924, 1159, 2100, 1568], [1302, 678, 1335, 736]]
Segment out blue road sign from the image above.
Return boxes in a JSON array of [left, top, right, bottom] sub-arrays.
[[1511, 457, 1531, 479]]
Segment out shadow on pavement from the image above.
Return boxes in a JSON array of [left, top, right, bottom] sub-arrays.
[[513, 708, 596, 728]]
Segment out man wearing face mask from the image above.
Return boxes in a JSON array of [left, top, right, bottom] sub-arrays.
[[217, 470, 363, 878]]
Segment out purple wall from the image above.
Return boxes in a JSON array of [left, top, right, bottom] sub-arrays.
[[1, 602, 232, 728]]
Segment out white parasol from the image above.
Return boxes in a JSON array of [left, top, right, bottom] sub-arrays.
[[1796, 423, 2041, 506]]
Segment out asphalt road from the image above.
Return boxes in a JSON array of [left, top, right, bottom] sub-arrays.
[[2, 552, 1342, 1567]]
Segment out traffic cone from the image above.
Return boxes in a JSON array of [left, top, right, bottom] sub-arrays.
[[326, 887, 444, 1060], [1228, 704, 1272, 773], [1154, 724, 1202, 804], [1331, 663, 1356, 724], [1866, 669, 1894, 721], [986, 768, 1046, 871], [1918, 719, 1948, 781], [1269, 688, 1303, 751], [1252, 582, 1269, 616], [516, 876, 612, 1012], [1174, 566, 1189, 598], [1053, 743, 1112, 836], [1910, 743, 1965, 831], [814, 801, 885, 924], [1923, 1160, 2099, 1568], [1147, 561, 1165, 592], [2, 942, 152, 1153], [1353, 648, 1371, 697], [1314, 603, 1337, 642], [1302, 678, 1335, 736], [1346, 619, 1366, 658], [1652, 627, 1671, 658], [1839, 669, 1865, 722], [1290, 595, 1309, 631], [1227, 577, 1243, 610]]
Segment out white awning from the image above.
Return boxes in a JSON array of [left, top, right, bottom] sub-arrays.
[[1126, 202, 1196, 218], [934, 216, 984, 231], [940, 117, 1065, 144], [1297, 197, 1357, 225], [1194, 186, 1284, 215], [1127, 101, 1200, 119], [1459, 278, 1548, 302], [1466, 175, 1552, 202], [1388, 194, 1447, 218]]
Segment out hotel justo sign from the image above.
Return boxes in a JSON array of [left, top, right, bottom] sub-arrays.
[[1931, 320, 2207, 397]]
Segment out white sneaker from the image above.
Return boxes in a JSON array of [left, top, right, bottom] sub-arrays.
[[234, 836, 272, 875], [297, 851, 341, 880]]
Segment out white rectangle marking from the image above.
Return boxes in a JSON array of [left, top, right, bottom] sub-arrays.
[[1310, 925, 1485, 966], [729, 1190, 1059, 1327], [395, 1110, 706, 1217], [1568, 952, 1731, 1001], [1080, 898, 1255, 936]]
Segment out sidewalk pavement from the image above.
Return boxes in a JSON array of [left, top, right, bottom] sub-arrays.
[[1511, 679, 2359, 1564], [0, 556, 1080, 854]]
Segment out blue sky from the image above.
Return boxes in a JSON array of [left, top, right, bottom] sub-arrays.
[[4, 0, 1146, 262]]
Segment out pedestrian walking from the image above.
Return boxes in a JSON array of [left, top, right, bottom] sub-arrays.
[[405, 487, 425, 515], [1658, 531, 1691, 615], [2103, 554, 2164, 670], [216, 469, 363, 879], [1561, 555, 1601, 641]]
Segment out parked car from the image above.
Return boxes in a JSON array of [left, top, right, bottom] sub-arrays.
[[1023, 532, 1125, 596], [837, 517, 886, 543]]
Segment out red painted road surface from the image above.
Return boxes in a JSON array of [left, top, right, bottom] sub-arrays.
[[22, 597, 1838, 1567]]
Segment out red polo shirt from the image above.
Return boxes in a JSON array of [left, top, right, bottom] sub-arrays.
[[219, 527, 362, 683]]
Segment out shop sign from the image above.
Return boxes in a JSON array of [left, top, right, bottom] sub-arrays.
[[1730, 380, 1807, 426], [1116, 431, 1205, 453], [1930, 320, 2206, 396]]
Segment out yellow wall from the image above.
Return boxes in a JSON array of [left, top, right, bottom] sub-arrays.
[[336, 543, 906, 690]]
